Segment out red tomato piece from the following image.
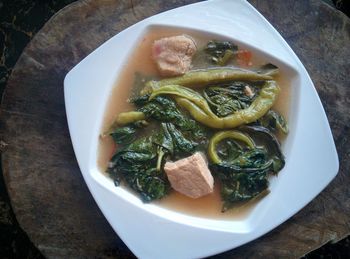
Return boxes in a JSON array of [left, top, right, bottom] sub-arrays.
[[237, 50, 252, 67]]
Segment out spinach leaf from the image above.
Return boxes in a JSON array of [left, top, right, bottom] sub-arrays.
[[210, 126, 285, 211], [154, 123, 198, 159], [107, 120, 203, 201], [130, 94, 150, 106], [203, 82, 260, 117], [133, 95, 208, 145], [229, 148, 270, 169], [216, 139, 242, 163], [137, 95, 182, 122], [258, 110, 289, 134], [109, 121, 147, 144], [153, 123, 174, 155], [213, 166, 269, 212], [240, 125, 285, 173], [110, 126, 136, 144], [211, 150, 271, 212], [165, 123, 197, 157], [108, 135, 169, 202], [205, 40, 238, 65]]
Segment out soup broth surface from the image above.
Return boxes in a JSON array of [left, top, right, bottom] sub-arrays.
[[98, 28, 290, 219]]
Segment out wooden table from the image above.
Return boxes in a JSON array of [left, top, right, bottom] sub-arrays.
[[1, 0, 349, 257]]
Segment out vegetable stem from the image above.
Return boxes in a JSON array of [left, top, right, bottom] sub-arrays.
[[156, 146, 165, 172], [217, 50, 235, 66], [208, 130, 255, 164]]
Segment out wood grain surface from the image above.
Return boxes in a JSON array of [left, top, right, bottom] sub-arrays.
[[1, 0, 349, 258]]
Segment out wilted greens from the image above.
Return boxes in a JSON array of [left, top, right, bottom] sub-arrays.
[[205, 40, 238, 65], [203, 81, 261, 117], [107, 96, 208, 201], [209, 126, 285, 211]]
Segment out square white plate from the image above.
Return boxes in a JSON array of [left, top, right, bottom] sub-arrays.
[[64, 0, 339, 258]]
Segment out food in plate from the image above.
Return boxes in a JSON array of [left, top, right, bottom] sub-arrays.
[[101, 31, 288, 213]]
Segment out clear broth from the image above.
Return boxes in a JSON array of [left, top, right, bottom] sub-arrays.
[[98, 28, 290, 219]]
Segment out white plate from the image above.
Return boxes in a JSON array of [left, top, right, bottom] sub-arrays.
[[64, 0, 339, 258]]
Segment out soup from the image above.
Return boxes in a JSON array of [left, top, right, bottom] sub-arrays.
[[98, 28, 289, 219]]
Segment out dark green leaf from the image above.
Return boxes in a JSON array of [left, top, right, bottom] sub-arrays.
[[165, 123, 197, 157], [216, 140, 242, 163], [203, 82, 260, 117], [109, 121, 148, 144], [152, 123, 174, 154], [108, 135, 169, 202], [135, 95, 209, 145], [110, 126, 136, 144], [212, 164, 269, 211], [240, 125, 285, 174], [205, 40, 238, 65], [210, 126, 285, 211], [259, 110, 289, 134]]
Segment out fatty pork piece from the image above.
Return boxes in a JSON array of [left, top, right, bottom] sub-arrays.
[[164, 152, 214, 198], [152, 35, 197, 76]]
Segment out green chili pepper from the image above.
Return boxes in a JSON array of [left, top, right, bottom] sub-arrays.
[[149, 85, 213, 116], [142, 67, 274, 94], [208, 130, 256, 164], [150, 81, 280, 129]]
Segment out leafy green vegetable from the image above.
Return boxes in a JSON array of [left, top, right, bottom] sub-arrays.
[[208, 130, 255, 164], [203, 82, 261, 117], [109, 121, 148, 144], [216, 140, 242, 164], [107, 40, 287, 212], [160, 80, 280, 129], [212, 164, 270, 211], [205, 40, 238, 65], [229, 148, 273, 171], [108, 133, 170, 202], [134, 95, 208, 144], [110, 126, 136, 144], [153, 123, 174, 155], [240, 125, 285, 172], [137, 95, 182, 122], [154, 123, 199, 159], [149, 85, 213, 116], [166, 123, 197, 157], [258, 110, 289, 134], [108, 118, 205, 201], [209, 127, 285, 211]]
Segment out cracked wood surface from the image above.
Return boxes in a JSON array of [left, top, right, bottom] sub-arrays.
[[1, 0, 349, 258]]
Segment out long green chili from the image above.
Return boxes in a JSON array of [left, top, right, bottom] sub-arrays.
[[149, 85, 213, 116], [142, 67, 274, 94], [150, 81, 280, 129]]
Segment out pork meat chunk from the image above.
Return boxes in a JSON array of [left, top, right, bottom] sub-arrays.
[[152, 35, 197, 77], [164, 152, 214, 198]]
